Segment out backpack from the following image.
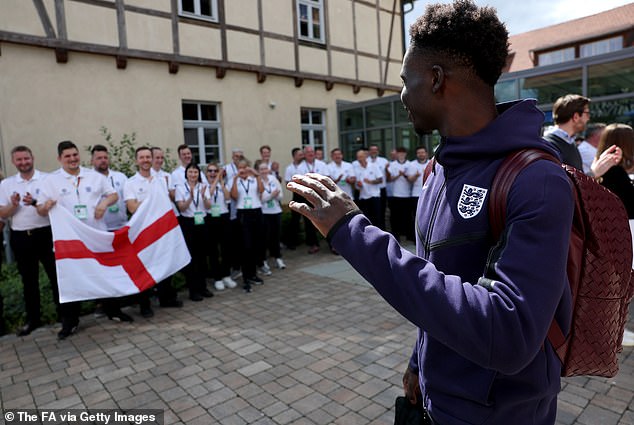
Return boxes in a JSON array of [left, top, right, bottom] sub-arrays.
[[490, 148, 634, 377]]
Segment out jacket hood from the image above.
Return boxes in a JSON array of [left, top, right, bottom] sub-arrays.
[[435, 99, 559, 171]]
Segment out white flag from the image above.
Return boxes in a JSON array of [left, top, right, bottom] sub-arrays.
[[50, 180, 191, 303]]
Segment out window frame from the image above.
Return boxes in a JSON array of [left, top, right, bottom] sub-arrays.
[[178, 0, 219, 23], [182, 101, 223, 167], [300, 108, 327, 153], [296, 0, 325, 44]]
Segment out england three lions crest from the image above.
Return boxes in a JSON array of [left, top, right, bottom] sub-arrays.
[[457, 184, 488, 219]]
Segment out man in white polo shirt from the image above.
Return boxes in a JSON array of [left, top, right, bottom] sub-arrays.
[[37, 140, 118, 339], [125, 146, 183, 318], [0, 146, 58, 336]]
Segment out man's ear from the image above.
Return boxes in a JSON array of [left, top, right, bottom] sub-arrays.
[[431, 65, 444, 94]]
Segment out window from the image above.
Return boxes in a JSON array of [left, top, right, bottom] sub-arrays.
[[580, 36, 623, 58], [179, 0, 218, 22], [537, 47, 575, 66], [301, 108, 326, 152], [297, 0, 325, 43], [182, 102, 222, 166]]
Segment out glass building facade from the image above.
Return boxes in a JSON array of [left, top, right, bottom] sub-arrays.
[[337, 47, 634, 159]]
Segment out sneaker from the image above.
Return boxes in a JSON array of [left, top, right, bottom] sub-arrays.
[[230, 269, 242, 280], [623, 328, 634, 347], [214, 280, 226, 291], [259, 262, 272, 276], [222, 276, 238, 288], [275, 258, 286, 269], [247, 276, 264, 285]]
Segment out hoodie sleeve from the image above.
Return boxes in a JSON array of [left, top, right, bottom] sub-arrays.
[[329, 161, 573, 374]]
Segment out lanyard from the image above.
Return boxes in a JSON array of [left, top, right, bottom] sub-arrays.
[[74, 176, 82, 202], [239, 178, 251, 195], [185, 184, 200, 208], [264, 180, 273, 194]]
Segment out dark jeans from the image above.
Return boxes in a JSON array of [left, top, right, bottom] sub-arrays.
[[389, 196, 413, 239], [288, 193, 318, 247]]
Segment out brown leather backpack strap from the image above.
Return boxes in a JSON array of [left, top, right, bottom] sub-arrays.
[[489, 149, 559, 241]]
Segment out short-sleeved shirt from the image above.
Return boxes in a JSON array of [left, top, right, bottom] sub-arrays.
[[284, 162, 302, 183], [261, 175, 283, 214], [207, 182, 230, 216], [368, 156, 389, 189], [328, 161, 354, 197], [175, 182, 208, 218], [124, 172, 170, 206], [38, 167, 116, 230], [407, 160, 429, 198], [101, 169, 128, 231], [387, 160, 413, 198], [356, 163, 382, 200], [233, 176, 262, 210], [297, 159, 328, 176], [0, 170, 50, 231]]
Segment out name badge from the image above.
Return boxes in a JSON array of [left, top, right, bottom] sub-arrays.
[[244, 196, 253, 209], [74, 204, 88, 220], [194, 211, 206, 225], [267, 200, 275, 209], [108, 204, 119, 213], [210, 204, 222, 217]]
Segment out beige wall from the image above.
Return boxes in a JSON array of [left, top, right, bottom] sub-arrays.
[[0, 45, 390, 199]]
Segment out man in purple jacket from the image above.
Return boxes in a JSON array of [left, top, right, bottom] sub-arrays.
[[287, 1, 574, 424]]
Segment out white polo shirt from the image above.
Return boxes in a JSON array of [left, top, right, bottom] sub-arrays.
[[38, 167, 116, 231], [207, 182, 230, 216], [101, 169, 128, 231], [355, 162, 382, 200], [175, 182, 208, 218], [369, 155, 389, 189], [387, 160, 413, 198], [0, 170, 51, 231], [233, 176, 262, 210], [297, 159, 328, 176], [408, 159, 429, 198], [124, 172, 170, 206], [327, 161, 354, 197], [261, 175, 283, 215]]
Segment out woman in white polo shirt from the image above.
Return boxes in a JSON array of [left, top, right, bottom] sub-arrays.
[[175, 163, 213, 301], [230, 159, 264, 292], [258, 161, 286, 273], [204, 163, 238, 291]]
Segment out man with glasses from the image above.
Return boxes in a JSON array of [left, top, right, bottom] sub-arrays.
[[544, 94, 590, 170]]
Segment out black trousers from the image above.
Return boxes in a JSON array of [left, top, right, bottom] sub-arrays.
[[179, 216, 208, 296], [357, 197, 381, 227], [289, 193, 318, 247], [207, 213, 232, 280], [237, 209, 264, 279], [10, 226, 79, 325], [389, 196, 413, 239], [261, 212, 282, 261]]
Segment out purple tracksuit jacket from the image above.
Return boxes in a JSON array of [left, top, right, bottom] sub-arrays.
[[329, 99, 574, 425]]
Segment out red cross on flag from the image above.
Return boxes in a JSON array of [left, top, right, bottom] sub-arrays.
[[49, 180, 191, 303]]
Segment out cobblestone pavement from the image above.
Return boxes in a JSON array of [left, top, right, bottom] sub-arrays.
[[0, 245, 632, 424]]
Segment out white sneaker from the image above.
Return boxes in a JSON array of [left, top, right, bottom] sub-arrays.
[[222, 276, 238, 288], [259, 262, 272, 276], [214, 280, 225, 291], [622, 328, 634, 347], [275, 258, 286, 269]]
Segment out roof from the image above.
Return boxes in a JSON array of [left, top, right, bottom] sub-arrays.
[[505, 3, 634, 73]]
